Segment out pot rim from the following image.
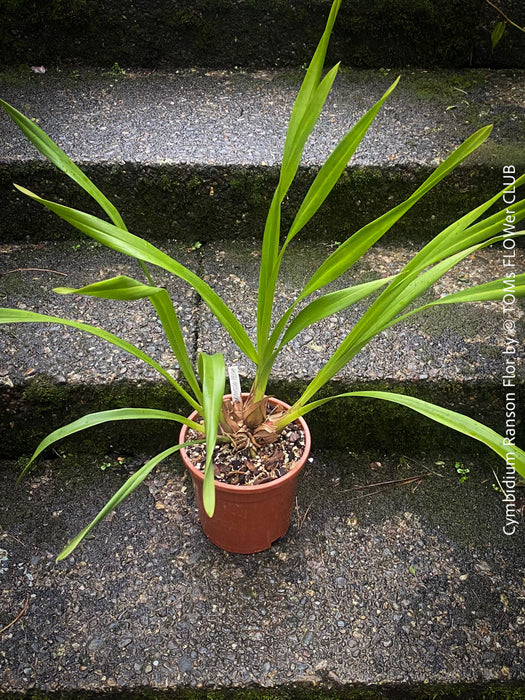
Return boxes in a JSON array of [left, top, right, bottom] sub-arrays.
[[179, 394, 311, 495]]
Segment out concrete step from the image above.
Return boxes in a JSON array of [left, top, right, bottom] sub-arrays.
[[0, 238, 522, 458], [1, 0, 524, 69], [1, 67, 524, 245], [0, 448, 523, 696]]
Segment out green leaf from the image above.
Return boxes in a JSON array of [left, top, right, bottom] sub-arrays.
[[56, 441, 201, 560], [281, 64, 341, 194], [54, 275, 156, 300], [0, 307, 199, 410], [296, 230, 522, 406], [291, 173, 525, 409], [257, 191, 282, 354], [264, 129, 498, 377], [373, 231, 524, 340], [20, 408, 203, 480], [283, 77, 400, 246], [198, 352, 226, 517], [301, 126, 493, 298], [2, 99, 156, 284], [257, 64, 341, 356], [398, 176, 525, 276], [283, 0, 342, 171], [259, 78, 400, 371], [280, 276, 393, 348], [0, 99, 126, 230], [256, 0, 342, 368], [149, 291, 202, 403], [360, 193, 525, 347], [365, 197, 525, 345], [56, 275, 202, 402], [392, 272, 525, 327], [285, 391, 525, 479], [13, 185, 258, 364], [430, 195, 525, 266], [260, 133, 495, 399], [491, 21, 506, 50]]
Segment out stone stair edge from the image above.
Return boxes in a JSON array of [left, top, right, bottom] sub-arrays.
[[1, 66, 523, 244], [2, 66, 523, 167], [0, 239, 523, 458], [0, 681, 524, 699]]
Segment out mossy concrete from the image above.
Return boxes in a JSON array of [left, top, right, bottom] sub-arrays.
[[1, 380, 190, 460], [2, 376, 519, 459], [0, 0, 524, 69], [2, 161, 501, 246], [3, 378, 522, 459]]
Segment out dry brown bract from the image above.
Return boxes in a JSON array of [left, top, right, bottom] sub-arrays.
[[219, 393, 289, 450], [186, 396, 305, 486]]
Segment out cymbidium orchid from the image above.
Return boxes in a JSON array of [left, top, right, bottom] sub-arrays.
[[1, 0, 524, 558]]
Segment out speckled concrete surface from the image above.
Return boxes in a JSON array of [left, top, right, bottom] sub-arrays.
[[0, 450, 523, 693], [0, 240, 199, 387], [196, 238, 525, 385], [2, 68, 523, 168], [0, 68, 524, 244], [2, 239, 522, 388]]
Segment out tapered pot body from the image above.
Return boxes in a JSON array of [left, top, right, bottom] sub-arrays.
[[179, 395, 311, 554]]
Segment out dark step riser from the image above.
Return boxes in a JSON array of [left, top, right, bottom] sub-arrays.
[[1, 378, 521, 459], [0, 163, 512, 245], [0, 684, 524, 699], [1, 0, 524, 69]]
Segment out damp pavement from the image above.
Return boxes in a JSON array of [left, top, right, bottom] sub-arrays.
[[0, 449, 524, 695]]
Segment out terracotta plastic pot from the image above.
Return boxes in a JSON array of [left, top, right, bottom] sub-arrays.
[[179, 395, 311, 554]]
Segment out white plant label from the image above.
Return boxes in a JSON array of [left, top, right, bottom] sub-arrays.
[[228, 365, 242, 403]]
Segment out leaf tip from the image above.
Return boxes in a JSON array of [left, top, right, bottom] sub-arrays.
[[16, 458, 34, 483], [203, 467, 216, 518], [204, 497, 216, 518], [13, 183, 35, 198], [56, 539, 76, 561]]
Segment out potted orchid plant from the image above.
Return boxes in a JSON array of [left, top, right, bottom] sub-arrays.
[[1, 0, 524, 557]]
